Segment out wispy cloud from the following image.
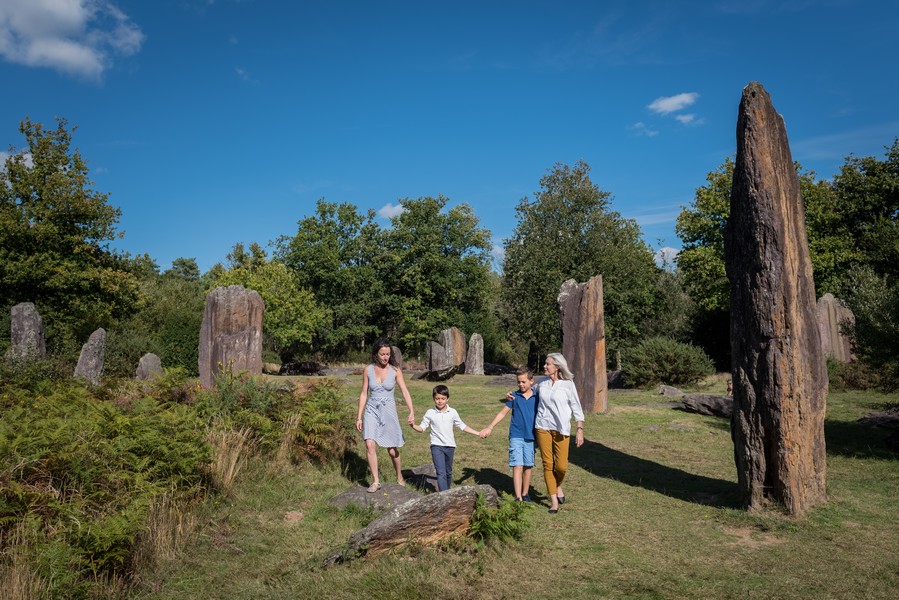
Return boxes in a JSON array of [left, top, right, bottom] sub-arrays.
[[790, 121, 899, 163], [631, 122, 659, 137], [491, 244, 505, 264], [378, 203, 405, 219], [648, 92, 699, 115], [0, 151, 34, 171], [0, 0, 144, 80], [235, 66, 257, 83], [675, 113, 705, 126], [536, 10, 668, 69]]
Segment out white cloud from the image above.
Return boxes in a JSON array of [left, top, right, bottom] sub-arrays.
[[378, 203, 405, 219], [0, 151, 33, 171], [631, 122, 659, 137], [648, 92, 699, 115], [675, 113, 695, 124], [0, 0, 144, 80], [654, 246, 679, 268]]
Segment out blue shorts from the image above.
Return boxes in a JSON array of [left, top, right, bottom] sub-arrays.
[[509, 437, 535, 467]]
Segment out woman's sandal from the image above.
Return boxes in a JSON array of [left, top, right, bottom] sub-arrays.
[[366, 482, 382, 493]]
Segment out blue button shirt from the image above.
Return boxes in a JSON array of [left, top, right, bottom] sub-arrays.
[[506, 390, 538, 441]]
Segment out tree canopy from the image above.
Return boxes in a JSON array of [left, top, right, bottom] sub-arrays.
[[501, 160, 670, 356], [0, 117, 142, 349]]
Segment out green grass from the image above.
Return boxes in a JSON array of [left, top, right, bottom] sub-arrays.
[[132, 375, 899, 600]]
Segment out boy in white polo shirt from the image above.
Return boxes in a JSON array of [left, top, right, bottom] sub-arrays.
[[411, 385, 481, 491]]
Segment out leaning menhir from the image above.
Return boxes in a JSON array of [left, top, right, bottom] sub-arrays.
[[724, 82, 827, 515]]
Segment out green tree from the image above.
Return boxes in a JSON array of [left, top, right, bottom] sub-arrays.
[[212, 243, 328, 359], [381, 196, 493, 352], [0, 117, 141, 351], [275, 201, 384, 357], [501, 160, 664, 356]]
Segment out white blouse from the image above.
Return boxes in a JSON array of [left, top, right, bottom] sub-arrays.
[[534, 377, 585, 436]]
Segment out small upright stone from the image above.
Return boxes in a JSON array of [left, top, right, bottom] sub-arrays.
[[816, 293, 855, 363], [391, 346, 403, 369], [5, 302, 46, 361], [465, 334, 484, 375], [198, 285, 265, 388], [74, 328, 106, 386], [136, 353, 163, 380]]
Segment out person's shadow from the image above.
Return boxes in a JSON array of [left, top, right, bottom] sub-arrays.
[[456, 466, 550, 504], [570, 439, 740, 508]]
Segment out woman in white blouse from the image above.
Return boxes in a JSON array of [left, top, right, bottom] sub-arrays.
[[534, 352, 585, 513]]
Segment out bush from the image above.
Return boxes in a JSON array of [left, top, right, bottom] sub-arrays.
[[468, 493, 531, 543], [623, 336, 715, 387]]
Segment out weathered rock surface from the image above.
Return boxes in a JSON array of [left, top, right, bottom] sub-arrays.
[[5, 302, 46, 361], [198, 285, 264, 388], [724, 82, 827, 515], [74, 328, 106, 386], [679, 394, 733, 419], [659, 385, 685, 397], [465, 333, 484, 375], [558, 276, 608, 413], [816, 293, 855, 363], [135, 353, 163, 380], [405, 464, 439, 493], [279, 361, 325, 376], [424, 327, 467, 380], [391, 346, 403, 369], [328, 483, 421, 511], [324, 484, 498, 565]]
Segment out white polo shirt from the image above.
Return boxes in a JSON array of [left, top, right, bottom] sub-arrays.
[[419, 406, 467, 447]]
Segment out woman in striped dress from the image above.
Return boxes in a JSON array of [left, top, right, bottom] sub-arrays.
[[356, 339, 415, 492]]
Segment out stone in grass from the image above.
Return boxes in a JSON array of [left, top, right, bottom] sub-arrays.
[[328, 483, 420, 512], [324, 484, 499, 565], [678, 394, 733, 419], [405, 464, 439, 493]]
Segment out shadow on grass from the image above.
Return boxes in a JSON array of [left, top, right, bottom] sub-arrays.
[[340, 449, 370, 485], [570, 440, 740, 508], [824, 419, 898, 460]]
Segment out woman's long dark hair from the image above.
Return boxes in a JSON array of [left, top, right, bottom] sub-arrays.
[[371, 338, 396, 366]]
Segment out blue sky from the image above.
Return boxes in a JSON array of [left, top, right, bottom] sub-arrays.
[[2, 0, 897, 272]]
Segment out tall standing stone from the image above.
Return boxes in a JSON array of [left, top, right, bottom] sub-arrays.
[[724, 82, 827, 515], [198, 285, 265, 388], [816, 293, 855, 363], [136, 353, 163, 380], [440, 327, 467, 370], [465, 333, 484, 375], [6, 302, 46, 361], [391, 346, 403, 369], [74, 328, 106, 386], [424, 327, 467, 380], [557, 276, 607, 413]]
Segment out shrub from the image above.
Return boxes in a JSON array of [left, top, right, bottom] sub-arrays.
[[277, 379, 356, 465], [623, 336, 715, 387], [468, 493, 531, 543]]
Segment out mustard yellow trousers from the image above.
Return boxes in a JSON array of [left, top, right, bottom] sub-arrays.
[[535, 428, 569, 496]]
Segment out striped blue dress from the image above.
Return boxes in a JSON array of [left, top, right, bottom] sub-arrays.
[[363, 364, 405, 448]]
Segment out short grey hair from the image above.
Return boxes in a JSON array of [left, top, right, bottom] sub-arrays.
[[546, 352, 575, 380]]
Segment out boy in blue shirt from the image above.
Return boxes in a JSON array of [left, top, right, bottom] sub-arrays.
[[480, 367, 538, 501]]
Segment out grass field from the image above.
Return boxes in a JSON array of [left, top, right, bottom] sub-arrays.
[[134, 374, 899, 600]]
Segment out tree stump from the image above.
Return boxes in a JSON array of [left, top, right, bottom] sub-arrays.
[[724, 82, 827, 515]]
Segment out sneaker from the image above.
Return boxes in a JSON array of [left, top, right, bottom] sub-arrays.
[[521, 495, 532, 502]]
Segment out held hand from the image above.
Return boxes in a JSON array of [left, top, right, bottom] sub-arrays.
[[479, 426, 491, 438], [407, 412, 415, 426], [505, 391, 514, 401]]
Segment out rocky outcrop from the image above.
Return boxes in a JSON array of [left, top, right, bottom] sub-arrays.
[[5, 302, 45, 361], [198, 285, 264, 388], [558, 276, 608, 413], [424, 327, 467, 380], [328, 483, 420, 512], [465, 333, 484, 375], [324, 484, 498, 565], [816, 293, 855, 363], [724, 82, 827, 515], [135, 353, 163, 380], [74, 328, 106, 386], [679, 394, 733, 419]]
